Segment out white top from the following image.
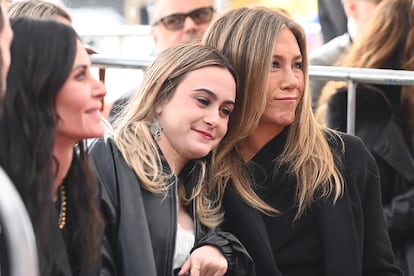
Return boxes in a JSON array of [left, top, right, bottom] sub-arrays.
[[173, 223, 195, 270]]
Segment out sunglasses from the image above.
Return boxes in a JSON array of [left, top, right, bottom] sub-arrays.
[[154, 7, 214, 31]]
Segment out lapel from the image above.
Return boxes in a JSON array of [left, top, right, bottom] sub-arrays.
[[316, 190, 362, 276], [223, 187, 282, 276], [109, 140, 158, 276]]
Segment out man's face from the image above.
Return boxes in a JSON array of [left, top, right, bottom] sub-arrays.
[[151, 0, 214, 54]]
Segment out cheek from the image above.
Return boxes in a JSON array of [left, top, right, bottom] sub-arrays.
[[217, 118, 230, 138]]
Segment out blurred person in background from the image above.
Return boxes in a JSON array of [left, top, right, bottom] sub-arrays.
[[0, 3, 13, 275], [147, 0, 215, 55], [7, 0, 111, 117], [107, 0, 217, 121], [317, 0, 347, 43], [0, 17, 106, 276], [317, 0, 414, 274], [310, 0, 382, 109]]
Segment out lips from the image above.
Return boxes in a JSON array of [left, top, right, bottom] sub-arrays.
[[194, 129, 213, 139]]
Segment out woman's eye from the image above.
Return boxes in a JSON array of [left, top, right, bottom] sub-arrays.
[[271, 61, 280, 69], [220, 107, 232, 117], [293, 62, 303, 70], [75, 71, 86, 80], [196, 97, 209, 106]]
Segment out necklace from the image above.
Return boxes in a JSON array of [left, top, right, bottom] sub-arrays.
[[58, 184, 67, 230]]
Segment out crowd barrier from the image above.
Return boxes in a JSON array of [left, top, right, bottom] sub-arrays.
[[91, 55, 414, 135]]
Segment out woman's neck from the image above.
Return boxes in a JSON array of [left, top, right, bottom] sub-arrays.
[[241, 123, 284, 161], [52, 138, 74, 201]]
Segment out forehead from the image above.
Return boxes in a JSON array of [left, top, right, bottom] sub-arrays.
[[73, 39, 90, 64], [155, 0, 213, 18], [273, 28, 300, 53]]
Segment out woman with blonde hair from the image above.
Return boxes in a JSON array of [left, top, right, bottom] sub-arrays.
[[89, 43, 256, 276], [202, 7, 402, 276], [317, 0, 414, 274]]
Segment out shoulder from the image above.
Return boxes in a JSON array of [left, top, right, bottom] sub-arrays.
[[310, 33, 351, 66], [333, 132, 379, 179], [88, 136, 119, 162]]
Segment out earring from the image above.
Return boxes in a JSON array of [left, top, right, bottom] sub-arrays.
[[151, 116, 162, 141]]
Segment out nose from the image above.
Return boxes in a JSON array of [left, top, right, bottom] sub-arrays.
[[281, 68, 299, 90], [203, 108, 220, 127], [91, 77, 107, 99], [182, 16, 198, 32]]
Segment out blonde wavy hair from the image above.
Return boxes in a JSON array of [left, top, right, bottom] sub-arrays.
[[316, 0, 414, 136], [113, 44, 238, 227], [203, 7, 344, 218], [7, 0, 71, 22]]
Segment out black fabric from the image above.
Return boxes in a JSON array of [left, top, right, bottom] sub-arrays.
[[223, 132, 403, 276], [0, 224, 9, 276], [327, 84, 414, 275], [88, 137, 255, 276], [317, 0, 347, 43], [250, 129, 323, 276]]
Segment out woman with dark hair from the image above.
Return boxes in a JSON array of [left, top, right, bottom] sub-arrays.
[[0, 17, 106, 276]]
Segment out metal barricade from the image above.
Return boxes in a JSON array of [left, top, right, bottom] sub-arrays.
[[309, 65, 414, 134], [0, 168, 39, 276]]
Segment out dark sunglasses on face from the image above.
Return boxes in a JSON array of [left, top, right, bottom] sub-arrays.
[[153, 6, 214, 31]]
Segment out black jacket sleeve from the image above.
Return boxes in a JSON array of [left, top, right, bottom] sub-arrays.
[[192, 230, 256, 276]]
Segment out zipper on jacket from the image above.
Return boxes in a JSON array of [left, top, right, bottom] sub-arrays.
[[165, 174, 178, 276]]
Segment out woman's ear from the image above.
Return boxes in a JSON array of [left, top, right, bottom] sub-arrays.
[[155, 105, 162, 115]]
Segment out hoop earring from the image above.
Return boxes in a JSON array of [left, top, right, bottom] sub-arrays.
[[151, 116, 162, 141]]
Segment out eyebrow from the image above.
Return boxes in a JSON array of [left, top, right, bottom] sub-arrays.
[[272, 54, 303, 60], [72, 64, 88, 71], [193, 88, 236, 105]]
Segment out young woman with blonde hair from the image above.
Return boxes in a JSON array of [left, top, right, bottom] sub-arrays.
[[89, 43, 257, 276]]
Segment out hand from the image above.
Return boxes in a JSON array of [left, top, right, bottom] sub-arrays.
[[178, 245, 228, 276]]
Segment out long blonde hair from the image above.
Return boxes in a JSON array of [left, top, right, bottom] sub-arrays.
[[203, 7, 344, 218], [113, 44, 238, 227]]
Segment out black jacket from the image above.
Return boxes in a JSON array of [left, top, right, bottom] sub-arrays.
[[327, 85, 414, 275], [223, 131, 402, 276], [88, 137, 255, 276]]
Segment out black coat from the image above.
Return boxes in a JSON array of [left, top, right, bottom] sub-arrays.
[[88, 137, 255, 276], [223, 131, 402, 276], [327, 85, 414, 275]]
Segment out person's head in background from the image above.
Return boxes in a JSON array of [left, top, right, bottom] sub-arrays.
[[1, 17, 105, 275], [7, 0, 97, 54], [147, 0, 215, 54], [318, 0, 414, 137], [342, 0, 382, 41], [0, 3, 12, 98], [8, 0, 71, 23]]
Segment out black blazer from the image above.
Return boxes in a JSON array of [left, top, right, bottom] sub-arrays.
[[223, 132, 403, 276], [88, 137, 255, 276]]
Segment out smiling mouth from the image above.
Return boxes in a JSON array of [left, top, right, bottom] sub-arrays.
[[194, 129, 213, 139]]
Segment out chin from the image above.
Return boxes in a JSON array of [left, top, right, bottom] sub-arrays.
[[189, 148, 212, 160]]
